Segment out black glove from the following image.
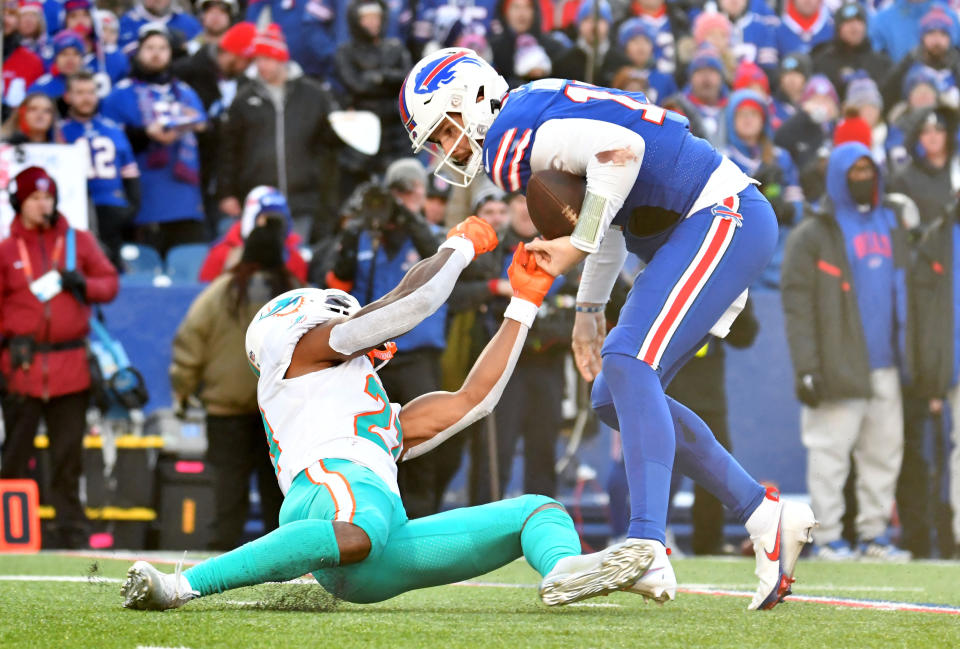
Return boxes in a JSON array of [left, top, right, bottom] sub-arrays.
[[60, 270, 87, 301], [795, 373, 822, 408]]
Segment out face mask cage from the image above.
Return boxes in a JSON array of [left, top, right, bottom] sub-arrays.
[[417, 113, 484, 188]]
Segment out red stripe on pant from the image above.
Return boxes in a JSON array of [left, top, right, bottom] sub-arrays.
[[641, 217, 734, 366]]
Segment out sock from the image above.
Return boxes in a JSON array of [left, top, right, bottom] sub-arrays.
[[667, 396, 766, 524], [519, 503, 582, 575], [744, 486, 782, 538], [602, 353, 675, 544], [184, 519, 341, 596]]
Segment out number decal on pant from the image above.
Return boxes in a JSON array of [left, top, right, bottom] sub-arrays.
[[0, 480, 41, 552], [563, 83, 667, 125], [354, 374, 402, 459]]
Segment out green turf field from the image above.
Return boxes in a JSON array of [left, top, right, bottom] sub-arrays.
[[1, 553, 959, 649]]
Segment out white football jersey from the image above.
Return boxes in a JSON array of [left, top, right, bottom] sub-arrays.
[[255, 312, 403, 496]]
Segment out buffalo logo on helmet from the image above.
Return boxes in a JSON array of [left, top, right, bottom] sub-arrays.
[[412, 51, 482, 95]]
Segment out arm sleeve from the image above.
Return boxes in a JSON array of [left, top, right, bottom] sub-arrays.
[[529, 118, 645, 254], [327, 237, 474, 356], [78, 231, 119, 303], [122, 176, 141, 214], [576, 227, 628, 304]]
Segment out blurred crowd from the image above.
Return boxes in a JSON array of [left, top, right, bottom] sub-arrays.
[[4, 0, 960, 560]]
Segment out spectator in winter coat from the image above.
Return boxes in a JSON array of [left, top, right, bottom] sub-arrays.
[[27, 29, 85, 115], [16, 0, 49, 59], [171, 212, 294, 550], [334, 0, 411, 47], [186, 0, 237, 55], [691, 11, 737, 81], [870, 0, 960, 63], [61, 71, 141, 268], [613, 19, 677, 101], [716, 0, 779, 74], [118, 0, 202, 53], [842, 75, 887, 167], [0, 166, 119, 548], [723, 89, 803, 287], [812, 2, 891, 96], [772, 51, 810, 125], [0, 91, 61, 143], [334, 0, 411, 168], [882, 8, 960, 112], [411, 0, 498, 57], [489, 0, 565, 88], [3, 0, 44, 120], [199, 186, 308, 282], [246, 0, 337, 79], [219, 24, 342, 244], [61, 0, 128, 88], [173, 21, 257, 234], [781, 142, 912, 562], [889, 107, 959, 226], [682, 46, 729, 144], [885, 68, 942, 170], [774, 74, 838, 202], [623, 0, 678, 78], [100, 24, 208, 256], [552, 0, 621, 85], [776, 0, 833, 57]]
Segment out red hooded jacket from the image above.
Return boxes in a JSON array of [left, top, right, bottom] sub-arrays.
[[0, 216, 119, 399], [198, 220, 308, 283]]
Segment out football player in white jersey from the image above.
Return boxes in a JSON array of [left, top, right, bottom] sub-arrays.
[[121, 216, 624, 611]]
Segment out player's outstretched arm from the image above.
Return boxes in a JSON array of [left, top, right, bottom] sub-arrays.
[[286, 217, 497, 378], [398, 244, 554, 459]]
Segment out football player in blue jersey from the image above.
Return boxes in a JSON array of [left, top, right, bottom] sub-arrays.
[[61, 70, 140, 266], [400, 48, 819, 610]]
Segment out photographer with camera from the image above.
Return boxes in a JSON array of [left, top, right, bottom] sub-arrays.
[[325, 158, 451, 518], [723, 89, 804, 288], [0, 166, 119, 549]]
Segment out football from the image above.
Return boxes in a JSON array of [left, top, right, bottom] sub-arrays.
[[525, 169, 586, 240]]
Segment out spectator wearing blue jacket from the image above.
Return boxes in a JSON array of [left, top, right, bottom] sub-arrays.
[[881, 7, 960, 111], [871, 0, 960, 63], [246, 0, 338, 78], [724, 89, 803, 288], [782, 141, 911, 562], [27, 28, 85, 115], [61, 0, 129, 88], [717, 0, 780, 74], [611, 18, 676, 103], [118, 0, 202, 53], [101, 24, 207, 256], [776, 0, 833, 57]]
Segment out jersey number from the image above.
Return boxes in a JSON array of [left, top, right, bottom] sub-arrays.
[[354, 374, 403, 460], [563, 83, 667, 125], [77, 136, 118, 180]]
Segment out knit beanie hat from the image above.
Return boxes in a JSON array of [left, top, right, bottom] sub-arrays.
[[252, 23, 289, 62]]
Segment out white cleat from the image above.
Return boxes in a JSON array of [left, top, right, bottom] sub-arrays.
[[539, 538, 657, 606], [748, 497, 818, 611], [625, 541, 677, 604], [121, 560, 199, 611]]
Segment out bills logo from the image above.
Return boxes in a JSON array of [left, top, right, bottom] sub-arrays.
[[711, 197, 743, 227], [413, 51, 481, 95], [259, 294, 305, 320]]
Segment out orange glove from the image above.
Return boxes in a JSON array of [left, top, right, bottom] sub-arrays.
[[508, 242, 556, 307], [447, 215, 499, 256]]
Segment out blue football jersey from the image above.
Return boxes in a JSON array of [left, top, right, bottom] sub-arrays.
[[61, 115, 140, 208], [481, 79, 723, 225]]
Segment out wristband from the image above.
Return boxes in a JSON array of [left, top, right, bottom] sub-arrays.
[[504, 297, 538, 328], [439, 235, 476, 265], [575, 304, 604, 313]]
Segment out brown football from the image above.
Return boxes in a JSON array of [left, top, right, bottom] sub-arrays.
[[525, 169, 586, 240]]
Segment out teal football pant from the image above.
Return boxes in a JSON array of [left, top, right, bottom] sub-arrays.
[[185, 459, 582, 602]]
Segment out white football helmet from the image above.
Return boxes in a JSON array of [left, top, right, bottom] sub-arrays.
[[399, 47, 509, 187], [245, 288, 360, 376]]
